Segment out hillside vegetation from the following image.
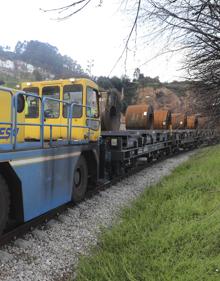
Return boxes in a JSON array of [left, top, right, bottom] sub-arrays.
[[0, 40, 85, 87], [76, 145, 220, 281], [0, 41, 192, 113]]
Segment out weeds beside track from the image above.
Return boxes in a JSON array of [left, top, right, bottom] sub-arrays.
[[76, 145, 220, 281]]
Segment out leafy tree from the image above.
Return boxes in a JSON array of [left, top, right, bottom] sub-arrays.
[[33, 69, 43, 81], [97, 76, 113, 90], [15, 41, 27, 55], [110, 76, 123, 92], [14, 40, 85, 78], [96, 75, 137, 112], [18, 41, 63, 74]]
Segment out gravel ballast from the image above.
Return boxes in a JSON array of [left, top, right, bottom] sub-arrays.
[[0, 151, 195, 281]]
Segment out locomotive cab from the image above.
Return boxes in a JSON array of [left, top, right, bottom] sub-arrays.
[[21, 78, 101, 142]]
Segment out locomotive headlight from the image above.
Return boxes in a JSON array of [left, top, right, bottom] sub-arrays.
[[180, 121, 183, 125], [26, 82, 32, 86], [111, 138, 118, 146], [163, 121, 166, 126], [69, 78, 76, 83]]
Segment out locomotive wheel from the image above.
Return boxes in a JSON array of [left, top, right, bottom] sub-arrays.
[[72, 156, 88, 203], [0, 175, 10, 235]]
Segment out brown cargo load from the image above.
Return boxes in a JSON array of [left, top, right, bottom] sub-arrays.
[[100, 89, 121, 131], [125, 104, 154, 130], [172, 113, 187, 129], [153, 110, 172, 130]]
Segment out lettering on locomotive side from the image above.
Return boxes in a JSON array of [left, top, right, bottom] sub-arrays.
[[0, 128, 19, 139]]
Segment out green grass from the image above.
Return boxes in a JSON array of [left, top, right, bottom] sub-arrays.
[[76, 146, 220, 281]]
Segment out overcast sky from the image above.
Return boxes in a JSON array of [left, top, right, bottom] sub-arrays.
[[0, 0, 185, 81]]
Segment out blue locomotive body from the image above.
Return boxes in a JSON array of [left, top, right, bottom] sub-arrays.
[[0, 143, 99, 224]]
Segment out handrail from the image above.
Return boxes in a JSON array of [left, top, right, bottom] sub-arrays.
[[41, 96, 71, 147], [69, 102, 93, 143], [6, 91, 99, 150], [0, 91, 100, 150]]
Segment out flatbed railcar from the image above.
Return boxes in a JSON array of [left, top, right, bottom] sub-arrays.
[[0, 79, 217, 237]]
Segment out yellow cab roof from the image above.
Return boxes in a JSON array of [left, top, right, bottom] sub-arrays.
[[21, 78, 99, 90]]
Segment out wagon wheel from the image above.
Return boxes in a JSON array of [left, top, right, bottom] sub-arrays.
[[0, 175, 10, 234], [72, 156, 88, 203]]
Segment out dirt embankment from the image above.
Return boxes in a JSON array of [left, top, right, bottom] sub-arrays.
[[135, 86, 196, 114]]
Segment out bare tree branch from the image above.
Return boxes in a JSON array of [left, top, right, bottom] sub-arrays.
[[40, 0, 89, 13], [41, 0, 102, 19], [108, 0, 142, 76]]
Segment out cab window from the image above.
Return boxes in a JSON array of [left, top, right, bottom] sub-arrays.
[[86, 87, 99, 118], [23, 87, 39, 118], [42, 86, 60, 118], [63, 84, 83, 118]]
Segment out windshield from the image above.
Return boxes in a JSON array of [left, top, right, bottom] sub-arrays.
[[63, 84, 83, 118], [42, 86, 60, 119], [23, 87, 39, 118]]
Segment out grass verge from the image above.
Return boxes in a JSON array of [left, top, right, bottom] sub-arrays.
[[76, 146, 220, 281]]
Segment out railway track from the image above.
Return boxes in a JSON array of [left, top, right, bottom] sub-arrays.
[[0, 149, 198, 281], [0, 145, 200, 249]]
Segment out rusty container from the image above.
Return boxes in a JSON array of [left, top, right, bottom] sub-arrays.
[[186, 115, 198, 129], [125, 104, 154, 130], [171, 113, 187, 129], [100, 89, 121, 131], [153, 110, 172, 130]]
